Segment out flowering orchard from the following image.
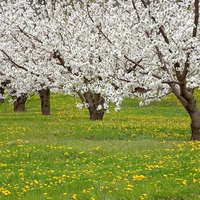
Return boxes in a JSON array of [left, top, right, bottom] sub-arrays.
[[1, 0, 200, 139]]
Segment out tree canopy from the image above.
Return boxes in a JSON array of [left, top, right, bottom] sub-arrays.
[[1, 0, 200, 138]]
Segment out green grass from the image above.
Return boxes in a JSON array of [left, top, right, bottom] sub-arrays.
[[0, 93, 200, 200]]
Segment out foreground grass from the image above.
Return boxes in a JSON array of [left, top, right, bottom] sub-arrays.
[[0, 93, 200, 199]]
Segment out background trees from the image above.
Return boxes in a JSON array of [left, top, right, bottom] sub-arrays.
[[0, 1, 56, 113]]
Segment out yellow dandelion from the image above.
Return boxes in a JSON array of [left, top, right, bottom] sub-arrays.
[[2, 189, 11, 195], [193, 178, 197, 183], [82, 189, 87, 193], [34, 180, 39, 184], [133, 174, 146, 181], [72, 193, 77, 199], [182, 180, 187, 185], [124, 187, 133, 191]]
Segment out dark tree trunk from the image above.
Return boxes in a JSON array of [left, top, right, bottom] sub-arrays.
[[185, 96, 200, 141], [190, 113, 200, 141], [170, 83, 200, 141], [39, 88, 50, 115], [13, 94, 27, 112], [0, 87, 5, 103], [0, 79, 11, 104], [83, 92, 105, 120], [89, 106, 105, 120]]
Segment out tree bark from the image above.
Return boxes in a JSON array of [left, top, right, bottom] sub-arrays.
[[185, 95, 200, 140], [83, 92, 105, 120], [89, 105, 105, 120], [13, 94, 27, 112], [171, 88, 200, 140], [38, 88, 50, 115], [0, 87, 5, 103], [170, 83, 200, 140], [0, 80, 10, 103]]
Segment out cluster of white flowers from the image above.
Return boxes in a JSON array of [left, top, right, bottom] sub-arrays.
[[0, 0, 199, 110]]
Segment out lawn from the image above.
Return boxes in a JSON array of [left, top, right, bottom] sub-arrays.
[[0, 93, 200, 200]]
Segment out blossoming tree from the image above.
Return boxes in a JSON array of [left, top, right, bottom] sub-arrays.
[[45, 1, 124, 119], [0, 0, 122, 119], [82, 0, 200, 139], [0, 1, 58, 113]]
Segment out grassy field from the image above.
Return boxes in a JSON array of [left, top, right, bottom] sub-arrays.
[[0, 93, 200, 200]]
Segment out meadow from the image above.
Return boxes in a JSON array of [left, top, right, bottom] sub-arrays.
[[0, 93, 200, 200]]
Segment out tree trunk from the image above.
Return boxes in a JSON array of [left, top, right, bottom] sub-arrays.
[[185, 98, 200, 141], [179, 95, 200, 140], [0, 80, 11, 103], [190, 114, 200, 141], [0, 87, 5, 103], [83, 92, 105, 120], [13, 94, 27, 112], [89, 105, 105, 120], [39, 88, 50, 115], [171, 83, 200, 140]]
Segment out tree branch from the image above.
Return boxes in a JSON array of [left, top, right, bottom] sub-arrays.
[[124, 55, 145, 70], [109, 74, 131, 83], [126, 58, 143, 73], [154, 46, 170, 73], [18, 26, 43, 44], [1, 49, 40, 77], [141, 0, 170, 45], [145, 30, 170, 75], [1, 50, 28, 72], [193, 0, 199, 37], [86, 4, 113, 44], [162, 80, 182, 85], [132, 0, 140, 21], [53, 50, 72, 72], [76, 91, 85, 103], [124, 55, 162, 80], [140, 0, 147, 8], [182, 52, 190, 79], [174, 62, 193, 102], [168, 82, 188, 107]]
